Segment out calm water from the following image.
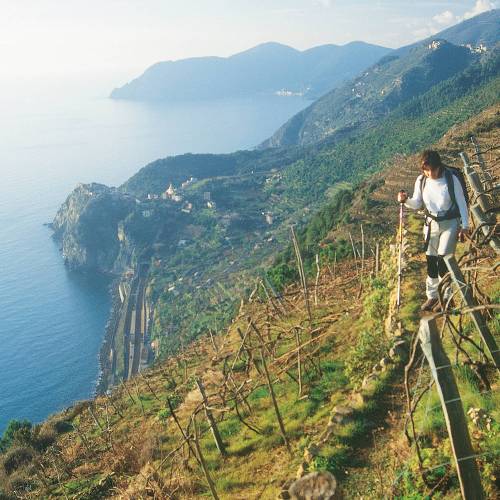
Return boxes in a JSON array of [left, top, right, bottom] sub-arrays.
[[0, 76, 308, 433]]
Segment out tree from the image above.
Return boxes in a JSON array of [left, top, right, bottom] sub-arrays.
[[0, 420, 32, 453]]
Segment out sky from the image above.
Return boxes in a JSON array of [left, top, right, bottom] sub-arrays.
[[0, 0, 497, 84]]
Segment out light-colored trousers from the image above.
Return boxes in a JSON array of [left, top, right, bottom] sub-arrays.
[[424, 218, 459, 299]]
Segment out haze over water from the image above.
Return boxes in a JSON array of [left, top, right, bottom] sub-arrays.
[[0, 75, 308, 433]]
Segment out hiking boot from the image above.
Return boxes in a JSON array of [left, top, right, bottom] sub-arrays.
[[421, 298, 438, 312]]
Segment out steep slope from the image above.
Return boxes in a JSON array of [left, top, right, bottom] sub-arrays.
[[261, 10, 499, 148], [110, 41, 391, 101], [2, 109, 498, 499], [52, 57, 499, 372]]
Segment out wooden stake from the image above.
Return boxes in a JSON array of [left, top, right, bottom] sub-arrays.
[[349, 232, 359, 276], [88, 406, 104, 432], [106, 393, 124, 418], [196, 378, 227, 456], [104, 402, 114, 451], [133, 378, 145, 416], [290, 225, 312, 324], [141, 374, 161, 401], [360, 224, 365, 274], [167, 398, 201, 467], [333, 251, 337, 280], [236, 326, 260, 374], [375, 242, 380, 276], [259, 345, 292, 456], [419, 318, 484, 500], [295, 328, 303, 397], [121, 381, 136, 405], [192, 414, 220, 500], [314, 254, 320, 306], [260, 280, 282, 315], [208, 329, 219, 355]]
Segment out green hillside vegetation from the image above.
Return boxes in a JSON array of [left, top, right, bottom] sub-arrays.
[[262, 16, 499, 149], [117, 53, 500, 363], [26, 15, 499, 496], [1, 112, 498, 497]]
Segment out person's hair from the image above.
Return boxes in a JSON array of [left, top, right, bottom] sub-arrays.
[[420, 150, 443, 170]]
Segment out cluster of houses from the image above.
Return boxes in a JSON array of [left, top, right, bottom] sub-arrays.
[[463, 43, 487, 54], [143, 176, 222, 217], [144, 178, 200, 214], [147, 183, 183, 202], [428, 40, 444, 51], [428, 39, 488, 54], [264, 172, 283, 184]]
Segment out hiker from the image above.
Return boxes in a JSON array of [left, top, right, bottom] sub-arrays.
[[397, 150, 469, 311]]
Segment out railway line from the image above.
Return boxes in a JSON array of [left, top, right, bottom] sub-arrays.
[[122, 263, 150, 381]]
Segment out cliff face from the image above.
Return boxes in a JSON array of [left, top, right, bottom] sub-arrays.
[[52, 183, 136, 273]]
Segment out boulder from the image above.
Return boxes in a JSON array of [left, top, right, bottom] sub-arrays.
[[289, 471, 337, 500], [328, 405, 354, 426]]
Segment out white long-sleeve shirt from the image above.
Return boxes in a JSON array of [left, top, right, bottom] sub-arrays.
[[405, 173, 469, 229]]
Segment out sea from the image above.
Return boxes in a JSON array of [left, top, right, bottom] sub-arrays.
[[0, 74, 309, 434]]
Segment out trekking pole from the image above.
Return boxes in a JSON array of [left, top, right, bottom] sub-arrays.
[[396, 202, 404, 308]]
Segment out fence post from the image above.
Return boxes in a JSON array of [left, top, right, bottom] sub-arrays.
[[470, 205, 500, 254], [444, 255, 500, 370], [419, 318, 484, 500], [460, 152, 492, 213], [470, 136, 494, 189]]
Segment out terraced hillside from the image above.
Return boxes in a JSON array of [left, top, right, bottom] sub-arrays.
[[1, 106, 498, 499]]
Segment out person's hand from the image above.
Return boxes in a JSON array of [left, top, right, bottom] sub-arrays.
[[397, 190, 408, 203], [458, 228, 470, 242]]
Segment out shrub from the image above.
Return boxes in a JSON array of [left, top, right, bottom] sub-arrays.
[[33, 429, 56, 451], [364, 287, 389, 319], [0, 420, 32, 453], [2, 447, 34, 475], [7, 470, 35, 494], [52, 419, 73, 434], [345, 328, 389, 385]]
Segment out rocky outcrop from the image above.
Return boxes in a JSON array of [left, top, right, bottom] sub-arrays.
[[52, 183, 136, 273]]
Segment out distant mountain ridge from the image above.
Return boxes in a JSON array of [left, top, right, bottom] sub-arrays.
[[110, 41, 391, 101], [260, 9, 500, 148], [397, 8, 500, 55]]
